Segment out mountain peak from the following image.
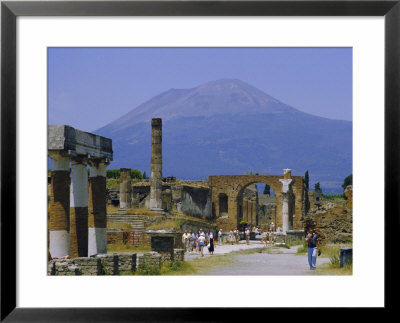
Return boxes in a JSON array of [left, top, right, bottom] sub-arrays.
[[97, 79, 295, 133]]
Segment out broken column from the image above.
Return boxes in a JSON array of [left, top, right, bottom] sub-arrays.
[[70, 159, 89, 258], [119, 168, 132, 210], [48, 152, 70, 258], [88, 162, 108, 256], [150, 118, 163, 211], [279, 169, 293, 234]]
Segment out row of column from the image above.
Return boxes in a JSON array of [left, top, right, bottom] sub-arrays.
[[49, 153, 108, 258]]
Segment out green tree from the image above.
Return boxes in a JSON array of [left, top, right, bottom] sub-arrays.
[[263, 184, 271, 195], [342, 174, 352, 190], [314, 182, 321, 191], [130, 169, 143, 179], [142, 171, 148, 179], [106, 169, 120, 179], [304, 170, 309, 190]]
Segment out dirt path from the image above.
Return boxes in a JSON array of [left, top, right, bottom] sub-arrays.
[[186, 243, 330, 275]]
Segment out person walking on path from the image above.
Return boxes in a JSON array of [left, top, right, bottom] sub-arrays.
[[189, 231, 195, 253], [245, 227, 250, 245], [229, 230, 235, 245], [198, 229, 206, 257], [305, 227, 321, 270], [235, 229, 240, 244], [269, 222, 275, 245], [218, 229, 223, 246], [207, 230, 214, 255], [182, 230, 190, 253]]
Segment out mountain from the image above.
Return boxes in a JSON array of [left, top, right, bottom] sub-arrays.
[[95, 79, 352, 193]]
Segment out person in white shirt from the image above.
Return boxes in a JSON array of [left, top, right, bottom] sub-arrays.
[[182, 230, 190, 253], [198, 231, 206, 256], [245, 227, 250, 245], [229, 230, 235, 245], [218, 229, 222, 245]]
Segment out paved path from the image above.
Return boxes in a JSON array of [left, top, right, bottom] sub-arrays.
[[185, 242, 330, 275], [184, 241, 266, 261]]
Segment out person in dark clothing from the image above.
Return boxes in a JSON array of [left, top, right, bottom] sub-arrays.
[[207, 230, 214, 255], [305, 228, 321, 270]]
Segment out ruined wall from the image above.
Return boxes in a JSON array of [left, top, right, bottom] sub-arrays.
[[304, 200, 352, 244], [209, 175, 303, 232], [258, 194, 277, 227], [113, 182, 212, 219]]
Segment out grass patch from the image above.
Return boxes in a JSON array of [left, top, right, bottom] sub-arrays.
[[106, 178, 120, 189], [119, 271, 135, 276], [107, 243, 151, 253], [323, 194, 345, 201], [319, 243, 352, 258], [136, 262, 160, 275], [107, 222, 132, 231], [312, 262, 352, 275], [297, 243, 352, 257], [160, 261, 196, 275], [148, 219, 182, 230], [106, 205, 120, 213], [296, 243, 308, 255], [283, 239, 305, 247]]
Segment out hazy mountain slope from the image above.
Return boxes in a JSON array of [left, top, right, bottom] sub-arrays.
[[95, 79, 352, 193]]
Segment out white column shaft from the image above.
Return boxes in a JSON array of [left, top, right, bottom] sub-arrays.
[[70, 162, 88, 207], [50, 230, 70, 258]]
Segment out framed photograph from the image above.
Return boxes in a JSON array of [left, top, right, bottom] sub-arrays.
[[1, 0, 398, 320]]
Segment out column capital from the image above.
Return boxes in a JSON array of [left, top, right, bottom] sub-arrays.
[[48, 152, 70, 171], [279, 179, 293, 193], [89, 162, 107, 177], [71, 156, 88, 166], [283, 168, 292, 179]]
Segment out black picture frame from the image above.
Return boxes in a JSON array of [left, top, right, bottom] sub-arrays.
[[1, 0, 398, 321]]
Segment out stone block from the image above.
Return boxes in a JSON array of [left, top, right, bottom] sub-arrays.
[[173, 249, 185, 262], [48, 125, 113, 161], [118, 253, 137, 272], [340, 248, 352, 267]]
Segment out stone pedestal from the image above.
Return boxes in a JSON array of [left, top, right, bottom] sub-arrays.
[[147, 230, 175, 263], [340, 248, 353, 267]]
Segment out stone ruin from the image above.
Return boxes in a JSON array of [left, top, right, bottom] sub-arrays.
[[48, 125, 113, 258]]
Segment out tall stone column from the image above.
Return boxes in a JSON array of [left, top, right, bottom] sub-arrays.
[[150, 118, 163, 211], [88, 162, 107, 256], [70, 159, 89, 258], [48, 153, 70, 258], [119, 168, 132, 210], [280, 169, 293, 234]]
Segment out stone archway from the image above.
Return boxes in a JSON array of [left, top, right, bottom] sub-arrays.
[[209, 172, 304, 232]]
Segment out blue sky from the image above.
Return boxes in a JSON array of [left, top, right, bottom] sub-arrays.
[[48, 47, 352, 132]]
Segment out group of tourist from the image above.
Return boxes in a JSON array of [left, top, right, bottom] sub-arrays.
[[224, 222, 276, 246], [182, 225, 322, 271], [182, 229, 215, 257]]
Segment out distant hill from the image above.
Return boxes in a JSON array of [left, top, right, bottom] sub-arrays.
[[95, 79, 352, 193]]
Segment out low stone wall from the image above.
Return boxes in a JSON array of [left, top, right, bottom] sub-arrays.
[[137, 252, 162, 272], [174, 249, 185, 261], [49, 253, 138, 276]]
